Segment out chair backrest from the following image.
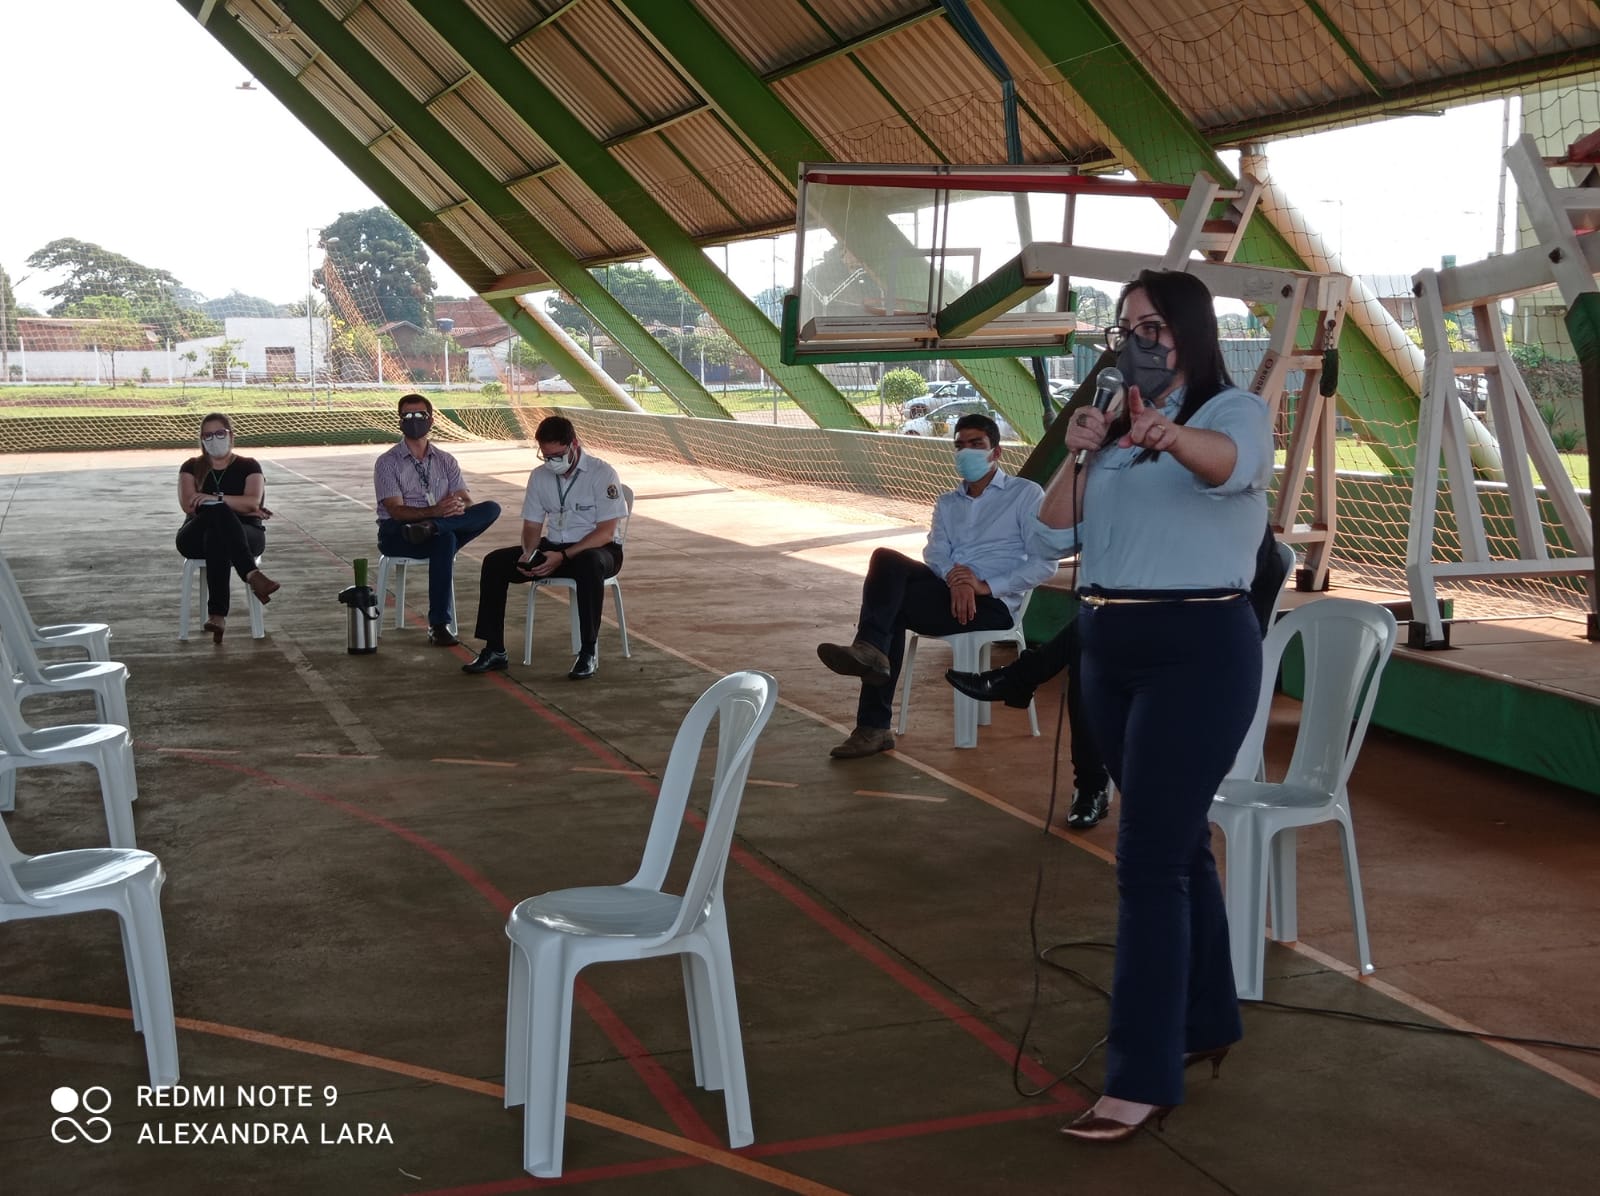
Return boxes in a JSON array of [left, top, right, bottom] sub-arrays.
[[0, 643, 36, 753], [0, 809, 33, 904], [0, 552, 38, 637], [1267, 541, 1296, 627], [628, 671, 777, 938], [615, 482, 635, 547], [1228, 598, 1397, 796]]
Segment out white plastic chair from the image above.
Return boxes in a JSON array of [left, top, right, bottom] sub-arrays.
[[1209, 598, 1398, 1001], [0, 649, 139, 845], [178, 558, 266, 641], [521, 484, 633, 666], [0, 550, 111, 660], [897, 591, 1040, 748], [503, 669, 777, 1177], [374, 554, 457, 639], [1, 624, 131, 735], [0, 813, 178, 1087]]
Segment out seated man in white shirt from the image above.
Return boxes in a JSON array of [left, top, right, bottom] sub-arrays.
[[818, 413, 1059, 758], [461, 416, 628, 680]]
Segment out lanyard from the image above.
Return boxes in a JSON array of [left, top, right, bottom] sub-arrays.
[[206, 467, 227, 494], [555, 467, 580, 513], [409, 452, 431, 492]]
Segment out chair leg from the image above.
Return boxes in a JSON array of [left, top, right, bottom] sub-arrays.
[[1268, 828, 1298, 942], [896, 633, 920, 735], [1335, 811, 1376, 977], [523, 587, 540, 666], [1025, 697, 1040, 738], [950, 640, 981, 749], [1219, 816, 1268, 1001], [504, 941, 532, 1108], [95, 741, 139, 850], [392, 562, 407, 629], [611, 583, 631, 658], [178, 562, 197, 641], [681, 951, 723, 1090], [96, 673, 133, 734], [567, 597, 582, 657], [0, 765, 14, 813], [522, 944, 578, 1177], [124, 877, 180, 1087], [701, 922, 753, 1149], [248, 591, 266, 639]]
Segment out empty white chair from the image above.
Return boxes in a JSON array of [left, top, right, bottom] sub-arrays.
[[503, 670, 777, 1177], [0, 813, 178, 1087], [897, 591, 1040, 748], [373, 555, 457, 639], [1209, 598, 1398, 1001], [521, 483, 633, 665], [0, 650, 139, 845], [0, 550, 111, 660], [178, 558, 266, 641]]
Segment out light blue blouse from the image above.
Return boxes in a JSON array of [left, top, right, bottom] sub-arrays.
[[1031, 385, 1272, 591]]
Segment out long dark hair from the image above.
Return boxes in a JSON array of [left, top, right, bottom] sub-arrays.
[[186, 412, 234, 483], [1113, 269, 1233, 462]]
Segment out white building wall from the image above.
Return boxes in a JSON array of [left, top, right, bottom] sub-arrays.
[[221, 317, 332, 377]]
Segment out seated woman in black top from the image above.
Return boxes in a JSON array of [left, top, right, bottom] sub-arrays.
[[176, 413, 281, 642]]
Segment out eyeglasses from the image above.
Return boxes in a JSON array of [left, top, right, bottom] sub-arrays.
[[540, 448, 571, 462], [1104, 320, 1167, 352]]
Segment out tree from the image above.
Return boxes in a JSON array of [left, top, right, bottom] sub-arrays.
[[752, 284, 787, 325], [316, 208, 437, 327], [0, 265, 18, 355], [61, 295, 149, 385], [1073, 285, 1115, 331], [200, 290, 280, 319], [880, 367, 927, 406], [508, 337, 543, 375], [24, 237, 217, 341], [543, 264, 703, 338]]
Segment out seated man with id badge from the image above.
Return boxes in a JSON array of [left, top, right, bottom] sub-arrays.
[[374, 394, 502, 645], [461, 415, 627, 680]]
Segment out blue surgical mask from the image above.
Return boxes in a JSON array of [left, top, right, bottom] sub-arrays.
[[955, 447, 993, 483]]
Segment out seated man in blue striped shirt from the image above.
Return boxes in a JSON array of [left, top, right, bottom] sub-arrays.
[[818, 413, 1060, 759]]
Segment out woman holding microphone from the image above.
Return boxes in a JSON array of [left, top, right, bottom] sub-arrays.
[[1036, 269, 1272, 1141]]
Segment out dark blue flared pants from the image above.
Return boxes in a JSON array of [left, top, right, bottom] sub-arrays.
[[1078, 595, 1261, 1106]]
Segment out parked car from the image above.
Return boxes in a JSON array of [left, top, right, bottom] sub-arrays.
[[900, 399, 1018, 441], [904, 380, 978, 419]]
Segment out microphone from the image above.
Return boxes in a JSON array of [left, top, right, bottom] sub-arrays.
[[1074, 367, 1125, 467]]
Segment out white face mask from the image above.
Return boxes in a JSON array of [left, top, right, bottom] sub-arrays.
[[544, 451, 572, 476], [202, 434, 231, 457]]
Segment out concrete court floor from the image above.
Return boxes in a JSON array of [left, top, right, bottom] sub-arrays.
[[0, 440, 1597, 1195]]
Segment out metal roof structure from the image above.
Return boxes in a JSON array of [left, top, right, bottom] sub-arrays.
[[180, 0, 1600, 431]]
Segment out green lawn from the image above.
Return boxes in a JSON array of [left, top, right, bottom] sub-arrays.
[[1275, 439, 1590, 491]]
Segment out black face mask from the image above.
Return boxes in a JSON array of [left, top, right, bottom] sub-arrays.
[[1116, 336, 1176, 403], [400, 413, 433, 439]]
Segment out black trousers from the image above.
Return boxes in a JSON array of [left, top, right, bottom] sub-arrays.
[[853, 548, 1012, 730], [473, 540, 622, 654], [176, 505, 266, 616]]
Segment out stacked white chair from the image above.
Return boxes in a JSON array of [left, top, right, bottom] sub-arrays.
[[1209, 598, 1398, 1000], [0, 813, 178, 1087], [521, 484, 634, 665], [503, 670, 777, 1177], [0, 590, 131, 732], [0, 551, 111, 660], [897, 591, 1040, 748]]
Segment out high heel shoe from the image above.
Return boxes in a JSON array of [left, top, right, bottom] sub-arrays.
[[246, 570, 281, 605], [1059, 1102, 1173, 1143], [202, 617, 225, 644], [1183, 1045, 1231, 1079]]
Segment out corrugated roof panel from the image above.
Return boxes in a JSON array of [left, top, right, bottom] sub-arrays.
[[560, 1, 700, 123], [438, 205, 530, 275], [345, 1, 456, 105], [854, 21, 1013, 162], [536, 167, 645, 256], [430, 90, 531, 183], [452, 76, 558, 172], [690, 0, 833, 75], [511, 25, 642, 140], [298, 59, 392, 145], [772, 59, 940, 164], [662, 111, 796, 227], [461, 0, 552, 44], [369, 131, 466, 211], [230, 0, 315, 75], [610, 136, 733, 237], [970, 1, 1101, 157], [803, 0, 932, 42], [507, 176, 607, 259]]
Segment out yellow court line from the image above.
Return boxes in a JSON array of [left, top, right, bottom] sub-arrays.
[[156, 747, 241, 755], [569, 765, 652, 776], [0, 993, 849, 1196], [431, 757, 518, 769], [295, 753, 379, 761], [855, 790, 948, 804], [746, 779, 800, 789]]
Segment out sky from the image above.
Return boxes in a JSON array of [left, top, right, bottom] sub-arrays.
[[1, 0, 1521, 316]]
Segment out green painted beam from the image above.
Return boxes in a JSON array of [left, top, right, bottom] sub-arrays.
[[614, 0, 1049, 442], [988, 0, 1421, 470], [1299, 0, 1387, 100], [273, 0, 730, 420], [176, 0, 630, 415], [936, 253, 1052, 338], [409, 0, 868, 432]]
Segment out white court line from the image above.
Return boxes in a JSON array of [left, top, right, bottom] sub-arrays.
[[855, 789, 947, 804]]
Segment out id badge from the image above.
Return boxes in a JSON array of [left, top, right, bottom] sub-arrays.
[[424, 488, 436, 504], [551, 509, 566, 533]]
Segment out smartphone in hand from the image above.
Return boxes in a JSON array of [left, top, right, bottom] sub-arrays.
[[518, 550, 547, 573]]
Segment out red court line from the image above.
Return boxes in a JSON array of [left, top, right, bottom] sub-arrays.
[[154, 750, 719, 1149], [479, 676, 1079, 1104]]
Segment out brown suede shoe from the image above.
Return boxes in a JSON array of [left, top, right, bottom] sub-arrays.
[[817, 640, 891, 685], [829, 725, 895, 759], [246, 570, 280, 605]]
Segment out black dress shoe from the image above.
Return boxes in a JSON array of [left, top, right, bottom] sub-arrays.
[[568, 649, 598, 680], [462, 647, 509, 674], [945, 667, 1036, 709], [403, 520, 437, 545], [428, 624, 460, 647], [1065, 785, 1111, 830]]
